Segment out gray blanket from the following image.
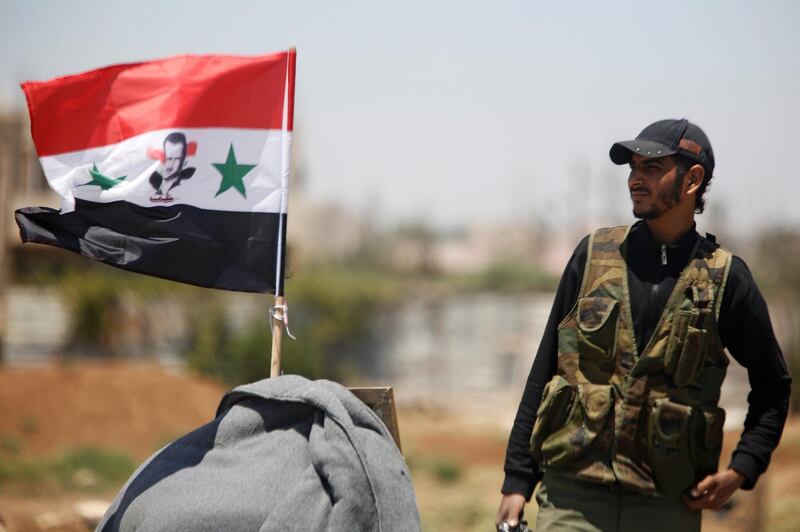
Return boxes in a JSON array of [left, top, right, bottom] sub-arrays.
[[98, 375, 421, 531]]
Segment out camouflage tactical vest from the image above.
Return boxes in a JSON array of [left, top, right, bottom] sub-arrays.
[[530, 226, 733, 497]]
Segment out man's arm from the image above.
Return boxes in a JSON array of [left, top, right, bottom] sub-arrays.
[[500, 236, 589, 499], [683, 256, 790, 511], [717, 256, 792, 489]]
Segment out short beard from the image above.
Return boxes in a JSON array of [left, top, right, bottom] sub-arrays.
[[632, 172, 684, 220]]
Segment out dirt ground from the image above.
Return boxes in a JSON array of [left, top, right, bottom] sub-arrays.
[[0, 362, 224, 460], [0, 362, 798, 532]]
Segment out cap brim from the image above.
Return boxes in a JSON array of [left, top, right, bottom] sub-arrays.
[[609, 140, 678, 165]]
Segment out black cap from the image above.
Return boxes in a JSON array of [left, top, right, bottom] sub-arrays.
[[609, 119, 714, 178]]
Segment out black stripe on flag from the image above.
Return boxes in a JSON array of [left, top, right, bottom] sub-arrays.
[[14, 199, 286, 293]]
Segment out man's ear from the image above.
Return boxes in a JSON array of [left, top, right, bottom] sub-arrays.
[[686, 164, 705, 194]]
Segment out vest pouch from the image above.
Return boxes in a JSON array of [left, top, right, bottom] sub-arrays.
[[664, 310, 692, 376], [530, 375, 575, 462], [673, 326, 709, 387], [647, 398, 695, 497], [535, 383, 613, 469], [576, 297, 619, 361], [690, 406, 726, 480]]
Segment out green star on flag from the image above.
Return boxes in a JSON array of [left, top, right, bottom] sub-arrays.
[[81, 163, 126, 190], [213, 144, 256, 199]]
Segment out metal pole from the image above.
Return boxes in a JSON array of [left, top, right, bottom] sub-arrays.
[[269, 49, 295, 378]]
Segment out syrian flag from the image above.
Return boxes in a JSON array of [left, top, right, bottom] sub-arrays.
[[15, 51, 296, 293]]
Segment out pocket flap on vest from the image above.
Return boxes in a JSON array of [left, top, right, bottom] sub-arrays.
[[578, 384, 613, 424], [577, 297, 619, 333]]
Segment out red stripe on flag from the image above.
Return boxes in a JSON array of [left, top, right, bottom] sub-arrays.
[[22, 52, 296, 157]]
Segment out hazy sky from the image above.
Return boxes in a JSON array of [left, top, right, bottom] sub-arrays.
[[1, 0, 798, 234]]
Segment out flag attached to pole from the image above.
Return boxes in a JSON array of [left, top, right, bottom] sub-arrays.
[[15, 51, 296, 293]]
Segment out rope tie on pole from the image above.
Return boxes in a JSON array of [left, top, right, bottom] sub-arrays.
[[269, 303, 297, 340]]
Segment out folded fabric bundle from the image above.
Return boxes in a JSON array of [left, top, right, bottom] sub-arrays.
[[98, 375, 421, 531]]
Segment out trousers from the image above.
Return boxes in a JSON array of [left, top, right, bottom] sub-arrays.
[[534, 471, 702, 532]]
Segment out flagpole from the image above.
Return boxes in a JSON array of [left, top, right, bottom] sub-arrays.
[[270, 47, 295, 378]]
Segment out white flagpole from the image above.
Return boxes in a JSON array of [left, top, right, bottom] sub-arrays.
[[270, 47, 294, 378]]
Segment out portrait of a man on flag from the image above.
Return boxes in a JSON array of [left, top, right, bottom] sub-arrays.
[[148, 131, 197, 202]]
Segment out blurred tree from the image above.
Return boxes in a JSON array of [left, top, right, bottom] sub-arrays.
[[458, 260, 557, 293], [55, 265, 195, 357], [184, 298, 232, 380], [185, 267, 402, 385], [61, 272, 124, 357], [394, 222, 440, 276]]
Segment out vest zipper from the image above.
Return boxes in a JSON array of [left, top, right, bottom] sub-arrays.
[[661, 244, 667, 265]]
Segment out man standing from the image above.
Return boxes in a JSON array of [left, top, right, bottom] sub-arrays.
[[496, 119, 791, 531]]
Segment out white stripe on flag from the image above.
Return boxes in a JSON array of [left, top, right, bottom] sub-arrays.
[[40, 128, 289, 214]]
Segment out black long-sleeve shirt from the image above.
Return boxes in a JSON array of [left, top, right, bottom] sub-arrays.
[[502, 221, 792, 499]]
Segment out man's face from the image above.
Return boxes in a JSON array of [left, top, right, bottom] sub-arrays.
[[627, 154, 684, 220], [164, 140, 186, 178]]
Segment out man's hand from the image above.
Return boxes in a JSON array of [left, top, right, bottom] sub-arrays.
[[495, 493, 526, 529], [682, 469, 746, 511]]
